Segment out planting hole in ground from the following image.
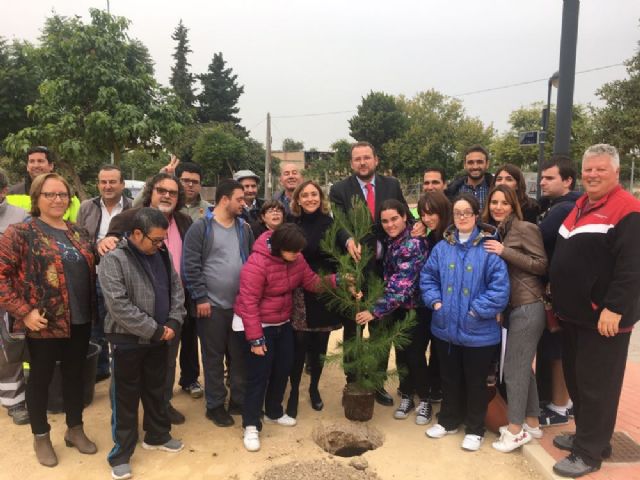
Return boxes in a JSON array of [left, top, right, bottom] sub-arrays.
[[312, 421, 384, 458]]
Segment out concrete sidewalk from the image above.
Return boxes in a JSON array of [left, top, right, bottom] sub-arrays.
[[524, 329, 640, 480]]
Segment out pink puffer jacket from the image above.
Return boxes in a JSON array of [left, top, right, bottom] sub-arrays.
[[234, 230, 336, 341]]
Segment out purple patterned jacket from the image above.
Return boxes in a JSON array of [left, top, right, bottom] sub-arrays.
[[372, 226, 428, 318]]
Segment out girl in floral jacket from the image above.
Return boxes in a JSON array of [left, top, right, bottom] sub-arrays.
[[355, 199, 431, 424]]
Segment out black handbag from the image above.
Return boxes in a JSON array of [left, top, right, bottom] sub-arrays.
[[0, 310, 29, 364]]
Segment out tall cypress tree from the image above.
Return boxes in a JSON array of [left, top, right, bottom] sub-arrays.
[[197, 52, 244, 125], [170, 20, 195, 109]]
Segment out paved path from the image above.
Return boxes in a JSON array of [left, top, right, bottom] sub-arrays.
[[525, 326, 640, 480]]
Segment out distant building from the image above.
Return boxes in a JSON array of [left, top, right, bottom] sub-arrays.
[[271, 150, 333, 172]]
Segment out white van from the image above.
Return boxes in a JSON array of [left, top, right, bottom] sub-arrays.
[[124, 180, 145, 199]]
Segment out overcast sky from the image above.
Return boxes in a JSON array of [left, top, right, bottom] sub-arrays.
[[2, 1, 638, 150]]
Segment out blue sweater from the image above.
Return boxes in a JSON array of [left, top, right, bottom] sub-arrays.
[[420, 224, 509, 347]]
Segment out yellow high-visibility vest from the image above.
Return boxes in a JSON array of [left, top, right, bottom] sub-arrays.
[[6, 194, 81, 223]]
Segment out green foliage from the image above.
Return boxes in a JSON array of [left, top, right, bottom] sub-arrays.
[[192, 123, 247, 183], [2, 9, 189, 198], [170, 20, 196, 110], [593, 41, 640, 181], [490, 103, 596, 171], [348, 91, 409, 159], [282, 138, 304, 152], [0, 38, 39, 147], [383, 90, 494, 180], [304, 138, 351, 184], [120, 148, 167, 182], [197, 52, 244, 125], [169, 122, 269, 185], [320, 197, 415, 392]]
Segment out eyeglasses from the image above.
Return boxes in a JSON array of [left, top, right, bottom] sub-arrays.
[[40, 192, 70, 201], [180, 178, 200, 186], [452, 210, 475, 219], [154, 187, 179, 198], [264, 208, 283, 215], [144, 234, 165, 246]]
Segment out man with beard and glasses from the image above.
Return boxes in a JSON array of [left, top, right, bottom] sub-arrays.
[[445, 145, 493, 210], [98, 173, 191, 426]]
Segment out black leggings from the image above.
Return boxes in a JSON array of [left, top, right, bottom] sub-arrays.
[[26, 323, 91, 435], [289, 330, 330, 395]]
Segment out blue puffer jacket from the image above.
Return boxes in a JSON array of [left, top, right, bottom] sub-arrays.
[[420, 223, 509, 347]]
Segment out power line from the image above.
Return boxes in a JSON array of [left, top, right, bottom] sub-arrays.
[[265, 63, 626, 120], [272, 109, 355, 119], [452, 63, 624, 97]]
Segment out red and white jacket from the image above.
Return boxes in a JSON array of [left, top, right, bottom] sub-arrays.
[[550, 185, 640, 330]]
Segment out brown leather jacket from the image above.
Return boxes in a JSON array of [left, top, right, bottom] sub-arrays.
[[499, 216, 547, 307]]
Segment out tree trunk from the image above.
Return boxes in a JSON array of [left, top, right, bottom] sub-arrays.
[[56, 158, 88, 201], [113, 143, 121, 166]]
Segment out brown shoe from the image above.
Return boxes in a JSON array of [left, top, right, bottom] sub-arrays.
[[34, 433, 58, 467], [64, 425, 97, 454]]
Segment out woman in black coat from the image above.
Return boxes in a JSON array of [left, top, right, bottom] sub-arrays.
[[285, 180, 342, 418]]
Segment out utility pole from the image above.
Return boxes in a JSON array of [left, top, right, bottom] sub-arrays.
[[264, 113, 272, 198], [553, 0, 580, 156]]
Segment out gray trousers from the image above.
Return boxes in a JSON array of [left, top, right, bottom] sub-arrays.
[[0, 360, 26, 409], [197, 307, 246, 410], [504, 301, 546, 425]]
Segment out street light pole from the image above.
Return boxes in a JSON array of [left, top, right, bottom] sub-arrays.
[[537, 72, 560, 201], [553, 0, 580, 156]]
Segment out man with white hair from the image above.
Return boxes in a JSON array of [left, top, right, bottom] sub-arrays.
[[549, 144, 640, 478]]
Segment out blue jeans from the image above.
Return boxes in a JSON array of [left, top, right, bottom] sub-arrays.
[[242, 322, 294, 430], [93, 280, 110, 376]]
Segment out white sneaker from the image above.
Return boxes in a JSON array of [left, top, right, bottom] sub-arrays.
[[461, 434, 484, 451], [243, 426, 260, 452], [523, 423, 543, 439], [492, 428, 531, 452], [264, 413, 297, 427], [426, 423, 458, 439], [499, 423, 543, 440]]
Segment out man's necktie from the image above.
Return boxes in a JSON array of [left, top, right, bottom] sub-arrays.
[[365, 182, 375, 219]]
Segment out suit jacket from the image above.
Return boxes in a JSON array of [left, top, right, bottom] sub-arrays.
[[329, 173, 408, 249]]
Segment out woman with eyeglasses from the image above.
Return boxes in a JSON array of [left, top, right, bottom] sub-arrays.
[[250, 200, 286, 238], [420, 193, 509, 452], [482, 185, 548, 452], [0, 173, 97, 467], [491, 164, 540, 224], [286, 181, 342, 418]]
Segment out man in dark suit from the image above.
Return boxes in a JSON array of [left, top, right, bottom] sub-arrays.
[[329, 141, 408, 406]]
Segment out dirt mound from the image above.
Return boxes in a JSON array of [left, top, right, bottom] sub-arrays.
[[255, 459, 381, 480]]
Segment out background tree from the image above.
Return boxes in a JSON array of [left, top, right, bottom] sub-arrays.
[[0, 38, 39, 149], [282, 137, 304, 151], [383, 89, 494, 181], [592, 39, 640, 182], [197, 52, 244, 126], [490, 103, 595, 171], [304, 138, 351, 184], [2, 9, 189, 198], [170, 20, 196, 111], [348, 91, 409, 159]]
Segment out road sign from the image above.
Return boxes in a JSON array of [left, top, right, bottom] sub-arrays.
[[519, 131, 539, 146]]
